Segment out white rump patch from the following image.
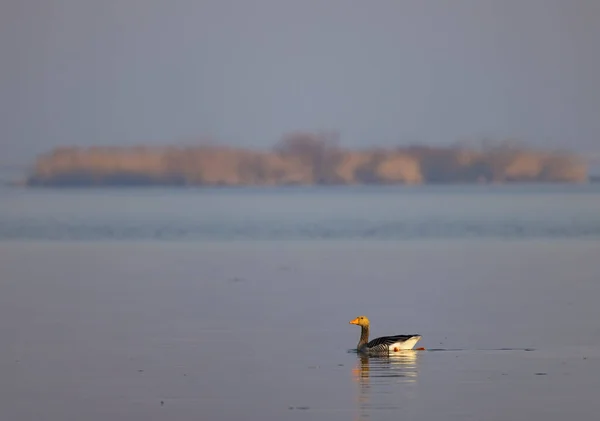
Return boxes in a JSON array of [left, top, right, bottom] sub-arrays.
[[389, 336, 421, 351]]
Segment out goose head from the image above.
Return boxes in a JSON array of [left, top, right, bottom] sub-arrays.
[[349, 315, 370, 327]]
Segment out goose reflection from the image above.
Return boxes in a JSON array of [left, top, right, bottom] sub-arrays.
[[352, 351, 420, 420]]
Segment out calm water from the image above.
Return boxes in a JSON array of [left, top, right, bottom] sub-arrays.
[[1, 184, 600, 241], [2, 185, 600, 420]]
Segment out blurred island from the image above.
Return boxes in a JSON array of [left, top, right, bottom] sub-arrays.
[[25, 133, 589, 187]]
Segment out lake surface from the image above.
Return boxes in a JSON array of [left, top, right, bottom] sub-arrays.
[[2, 184, 600, 241], [1, 185, 600, 420]]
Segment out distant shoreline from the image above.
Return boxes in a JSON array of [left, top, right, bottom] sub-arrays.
[[9, 179, 598, 189], [21, 134, 590, 187]]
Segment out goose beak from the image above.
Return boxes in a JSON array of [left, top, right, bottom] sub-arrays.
[[349, 318, 359, 325]]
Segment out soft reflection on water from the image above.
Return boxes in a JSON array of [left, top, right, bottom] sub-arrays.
[[353, 351, 419, 383], [352, 351, 420, 419]]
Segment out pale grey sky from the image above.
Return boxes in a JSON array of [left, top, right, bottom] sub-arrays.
[[1, 0, 599, 164]]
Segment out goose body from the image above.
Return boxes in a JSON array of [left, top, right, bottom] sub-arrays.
[[350, 316, 421, 354]]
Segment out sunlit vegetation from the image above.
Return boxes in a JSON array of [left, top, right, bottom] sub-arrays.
[[26, 132, 588, 186]]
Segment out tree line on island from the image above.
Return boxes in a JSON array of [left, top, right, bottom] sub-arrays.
[[25, 132, 589, 187]]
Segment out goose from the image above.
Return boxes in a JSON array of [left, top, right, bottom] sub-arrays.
[[349, 315, 422, 354]]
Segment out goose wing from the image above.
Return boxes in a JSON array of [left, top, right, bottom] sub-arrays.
[[364, 334, 420, 352]]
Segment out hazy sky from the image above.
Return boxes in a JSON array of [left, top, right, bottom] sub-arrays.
[[1, 0, 599, 164]]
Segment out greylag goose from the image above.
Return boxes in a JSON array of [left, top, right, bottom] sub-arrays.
[[350, 315, 421, 354]]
